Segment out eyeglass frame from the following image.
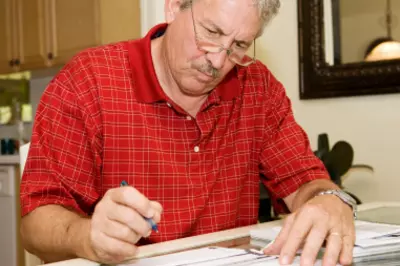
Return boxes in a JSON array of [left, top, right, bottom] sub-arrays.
[[189, 0, 257, 67]]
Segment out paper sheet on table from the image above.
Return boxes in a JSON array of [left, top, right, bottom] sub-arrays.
[[120, 247, 279, 266], [250, 220, 400, 246], [355, 221, 400, 242], [120, 247, 333, 266], [250, 220, 400, 261]]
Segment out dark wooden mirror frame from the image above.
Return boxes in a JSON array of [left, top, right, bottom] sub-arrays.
[[298, 0, 400, 99]]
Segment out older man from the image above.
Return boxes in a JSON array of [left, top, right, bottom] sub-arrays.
[[20, 0, 356, 265]]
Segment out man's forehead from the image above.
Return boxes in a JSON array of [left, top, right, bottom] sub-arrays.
[[195, 0, 256, 10], [194, 0, 261, 38]]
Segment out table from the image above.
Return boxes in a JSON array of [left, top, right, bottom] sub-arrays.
[[43, 201, 400, 266]]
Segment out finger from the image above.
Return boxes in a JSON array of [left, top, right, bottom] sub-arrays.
[[102, 219, 141, 245], [150, 201, 163, 223], [107, 202, 152, 237], [339, 214, 356, 266], [322, 233, 343, 266], [94, 231, 137, 262], [150, 201, 163, 214], [340, 235, 355, 265], [300, 226, 329, 266], [263, 214, 295, 255], [279, 212, 314, 265], [151, 210, 162, 225], [109, 187, 155, 218]]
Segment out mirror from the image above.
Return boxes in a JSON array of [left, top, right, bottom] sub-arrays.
[[327, 0, 400, 65], [298, 0, 400, 99]]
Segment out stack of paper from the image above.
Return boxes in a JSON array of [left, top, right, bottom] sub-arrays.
[[249, 220, 400, 262], [122, 247, 330, 266]]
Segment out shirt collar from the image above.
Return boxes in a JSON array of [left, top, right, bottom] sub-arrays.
[[128, 23, 242, 103]]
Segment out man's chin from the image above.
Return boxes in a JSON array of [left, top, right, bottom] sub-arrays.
[[180, 81, 215, 97]]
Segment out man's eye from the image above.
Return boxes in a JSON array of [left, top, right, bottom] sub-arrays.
[[206, 28, 218, 35], [236, 43, 247, 50]]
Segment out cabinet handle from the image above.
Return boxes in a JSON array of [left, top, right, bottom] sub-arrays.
[[47, 52, 53, 60], [9, 60, 15, 67], [14, 59, 20, 66]]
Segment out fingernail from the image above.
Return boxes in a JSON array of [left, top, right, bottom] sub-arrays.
[[280, 255, 290, 265], [147, 208, 155, 218], [146, 230, 152, 238], [261, 240, 275, 253]]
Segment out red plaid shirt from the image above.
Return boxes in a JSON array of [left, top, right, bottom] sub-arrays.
[[20, 24, 328, 243]]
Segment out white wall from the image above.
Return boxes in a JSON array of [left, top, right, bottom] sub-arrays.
[[141, 1, 400, 203]]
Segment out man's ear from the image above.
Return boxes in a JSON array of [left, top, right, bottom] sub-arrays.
[[165, 0, 183, 23]]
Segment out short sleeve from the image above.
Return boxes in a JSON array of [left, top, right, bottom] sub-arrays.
[[259, 72, 329, 214], [20, 57, 103, 217]]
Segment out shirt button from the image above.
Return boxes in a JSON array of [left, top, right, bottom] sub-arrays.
[[194, 146, 200, 153], [166, 102, 172, 108], [186, 116, 192, 121]]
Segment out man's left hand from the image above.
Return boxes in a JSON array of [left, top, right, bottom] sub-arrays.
[[263, 194, 355, 266]]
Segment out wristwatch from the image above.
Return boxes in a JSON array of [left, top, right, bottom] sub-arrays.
[[316, 190, 358, 219]]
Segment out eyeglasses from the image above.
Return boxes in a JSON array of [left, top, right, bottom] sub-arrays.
[[190, 1, 256, 67]]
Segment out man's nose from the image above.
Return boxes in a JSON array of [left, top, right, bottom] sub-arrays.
[[206, 50, 229, 70]]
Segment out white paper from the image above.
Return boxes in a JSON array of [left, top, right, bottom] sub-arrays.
[[355, 221, 400, 242], [249, 220, 400, 259], [119, 220, 400, 266], [250, 220, 400, 245], [121, 247, 278, 266]]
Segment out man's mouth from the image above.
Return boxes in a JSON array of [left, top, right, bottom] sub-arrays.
[[196, 69, 214, 82]]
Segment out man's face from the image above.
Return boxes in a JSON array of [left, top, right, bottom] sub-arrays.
[[164, 0, 261, 97]]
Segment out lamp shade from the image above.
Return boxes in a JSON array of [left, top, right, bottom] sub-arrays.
[[365, 41, 400, 61]]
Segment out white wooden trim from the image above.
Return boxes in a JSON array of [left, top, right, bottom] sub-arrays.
[[140, 0, 166, 36], [140, 0, 151, 37]]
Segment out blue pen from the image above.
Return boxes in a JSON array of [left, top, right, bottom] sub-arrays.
[[120, 180, 159, 233]]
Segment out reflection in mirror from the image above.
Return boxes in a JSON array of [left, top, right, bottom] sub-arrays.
[[324, 0, 400, 66]]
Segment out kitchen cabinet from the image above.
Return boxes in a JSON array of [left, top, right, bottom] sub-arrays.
[[0, 0, 13, 74], [46, 0, 101, 67], [14, 0, 49, 70], [0, 0, 141, 74], [99, 0, 142, 45]]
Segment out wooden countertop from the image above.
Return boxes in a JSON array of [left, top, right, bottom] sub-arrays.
[[0, 155, 20, 165]]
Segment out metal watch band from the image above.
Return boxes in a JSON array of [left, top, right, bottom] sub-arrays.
[[316, 189, 358, 220]]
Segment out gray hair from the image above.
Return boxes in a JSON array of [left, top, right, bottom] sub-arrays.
[[180, 0, 281, 33]]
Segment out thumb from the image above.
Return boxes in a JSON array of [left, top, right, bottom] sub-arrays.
[[263, 214, 295, 255]]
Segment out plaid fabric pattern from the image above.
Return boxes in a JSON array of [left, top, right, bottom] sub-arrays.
[[20, 24, 328, 244]]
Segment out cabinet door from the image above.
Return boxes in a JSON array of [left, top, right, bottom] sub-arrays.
[[15, 0, 47, 70], [48, 0, 101, 66], [99, 0, 141, 45], [0, 0, 15, 74]]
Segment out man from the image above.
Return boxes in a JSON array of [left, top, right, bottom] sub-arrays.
[[20, 0, 356, 265]]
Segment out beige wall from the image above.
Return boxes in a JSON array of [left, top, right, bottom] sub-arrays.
[[340, 0, 400, 63], [141, 0, 400, 204]]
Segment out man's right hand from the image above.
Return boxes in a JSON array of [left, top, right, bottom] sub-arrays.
[[87, 186, 163, 264]]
